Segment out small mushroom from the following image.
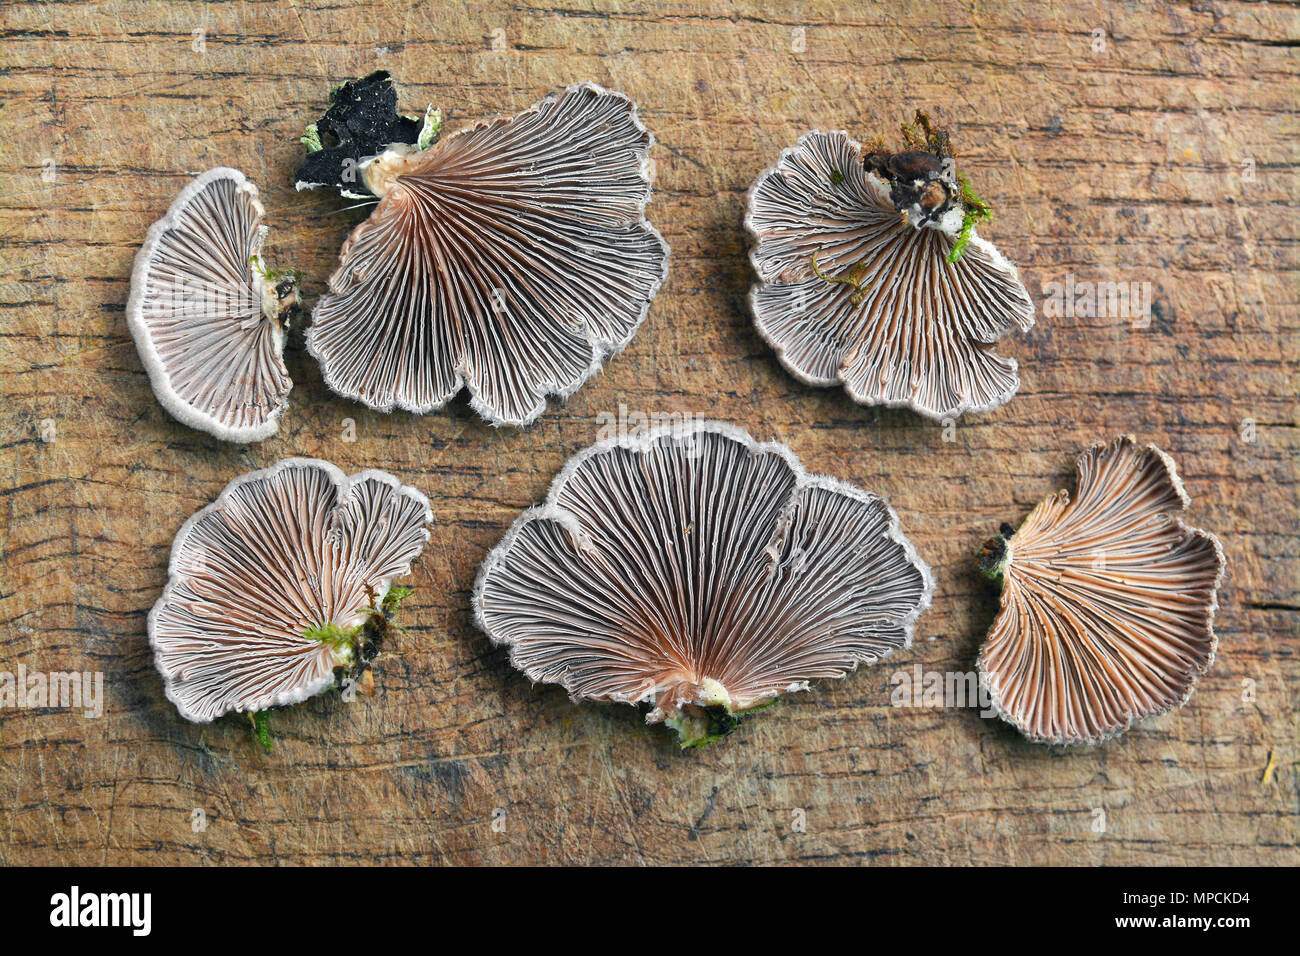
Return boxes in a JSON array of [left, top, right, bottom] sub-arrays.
[[976, 436, 1226, 745], [128, 167, 301, 442], [745, 114, 1034, 421], [305, 81, 670, 427], [474, 421, 933, 747], [150, 459, 432, 734]]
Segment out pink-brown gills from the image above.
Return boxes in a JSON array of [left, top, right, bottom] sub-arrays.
[[307, 83, 669, 427], [474, 421, 933, 747], [150, 459, 432, 723], [128, 168, 299, 442], [745, 130, 1034, 421], [978, 436, 1225, 745]]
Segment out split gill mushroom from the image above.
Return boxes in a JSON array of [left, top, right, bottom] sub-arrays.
[[304, 80, 670, 428], [127, 167, 301, 443], [976, 436, 1226, 745], [474, 420, 933, 747], [149, 459, 432, 746], [745, 112, 1034, 421]]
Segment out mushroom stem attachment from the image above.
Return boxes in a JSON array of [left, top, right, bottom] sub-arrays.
[[667, 704, 743, 749], [860, 110, 995, 257], [664, 680, 784, 748], [976, 523, 1016, 582], [251, 258, 302, 328], [358, 144, 422, 199]]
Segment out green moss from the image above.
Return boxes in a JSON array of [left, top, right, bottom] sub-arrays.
[[381, 584, 412, 617], [417, 106, 442, 150], [829, 169, 845, 186], [810, 247, 871, 305], [250, 710, 272, 752], [304, 582, 416, 671], [302, 619, 360, 649], [947, 174, 993, 265], [301, 122, 323, 154], [262, 266, 303, 285]]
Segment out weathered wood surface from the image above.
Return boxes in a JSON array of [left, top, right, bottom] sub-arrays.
[[1, 0, 1296, 866]]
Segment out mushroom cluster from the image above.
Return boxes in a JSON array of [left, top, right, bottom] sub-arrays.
[[474, 421, 933, 747], [128, 167, 301, 442], [977, 436, 1225, 745], [746, 115, 1034, 421], [305, 81, 670, 427], [150, 459, 432, 737], [125, 86, 1230, 762]]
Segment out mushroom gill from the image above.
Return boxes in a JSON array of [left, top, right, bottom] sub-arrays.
[[474, 421, 933, 747], [307, 82, 670, 427], [745, 127, 1034, 421], [150, 459, 432, 726], [977, 436, 1226, 745], [128, 167, 300, 443]]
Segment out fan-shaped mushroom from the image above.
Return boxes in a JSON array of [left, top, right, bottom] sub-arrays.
[[150, 459, 432, 735], [474, 421, 933, 747], [305, 81, 670, 427], [976, 436, 1225, 745], [128, 167, 301, 442], [745, 114, 1034, 421]]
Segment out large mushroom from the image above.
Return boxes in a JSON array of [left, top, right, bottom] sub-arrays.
[[474, 421, 933, 747], [150, 459, 432, 742], [128, 167, 300, 442], [976, 436, 1226, 745], [745, 113, 1034, 421], [304, 80, 670, 427]]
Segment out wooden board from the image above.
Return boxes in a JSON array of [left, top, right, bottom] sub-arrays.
[[1, 0, 1296, 866]]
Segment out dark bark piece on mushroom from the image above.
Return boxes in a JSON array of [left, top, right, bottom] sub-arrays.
[[294, 71, 430, 196]]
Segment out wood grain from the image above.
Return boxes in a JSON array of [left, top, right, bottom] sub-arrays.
[[0, 0, 1296, 865]]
